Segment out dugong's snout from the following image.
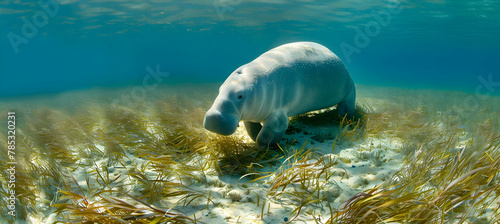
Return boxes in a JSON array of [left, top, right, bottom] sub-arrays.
[[203, 109, 239, 135]]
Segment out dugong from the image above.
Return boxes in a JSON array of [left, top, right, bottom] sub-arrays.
[[203, 42, 356, 148]]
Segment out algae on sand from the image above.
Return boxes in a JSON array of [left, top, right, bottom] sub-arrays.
[[0, 84, 499, 223]]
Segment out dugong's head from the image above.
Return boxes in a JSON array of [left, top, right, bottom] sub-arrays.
[[204, 70, 252, 135]]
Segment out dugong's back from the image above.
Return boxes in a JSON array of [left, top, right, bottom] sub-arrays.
[[253, 42, 337, 66], [246, 42, 354, 116]]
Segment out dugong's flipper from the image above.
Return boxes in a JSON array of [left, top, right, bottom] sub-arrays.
[[244, 121, 262, 142], [337, 89, 356, 118], [256, 111, 289, 148]]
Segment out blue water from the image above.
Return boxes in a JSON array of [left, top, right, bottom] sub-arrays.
[[1, 0, 499, 97]]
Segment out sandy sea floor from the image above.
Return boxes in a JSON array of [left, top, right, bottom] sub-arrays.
[[0, 83, 499, 223]]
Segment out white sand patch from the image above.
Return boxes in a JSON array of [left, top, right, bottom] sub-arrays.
[[164, 97, 406, 223]]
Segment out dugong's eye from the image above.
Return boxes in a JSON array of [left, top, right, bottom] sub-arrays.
[[234, 90, 245, 101]]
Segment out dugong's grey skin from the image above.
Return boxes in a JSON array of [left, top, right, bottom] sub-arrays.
[[203, 42, 356, 148]]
